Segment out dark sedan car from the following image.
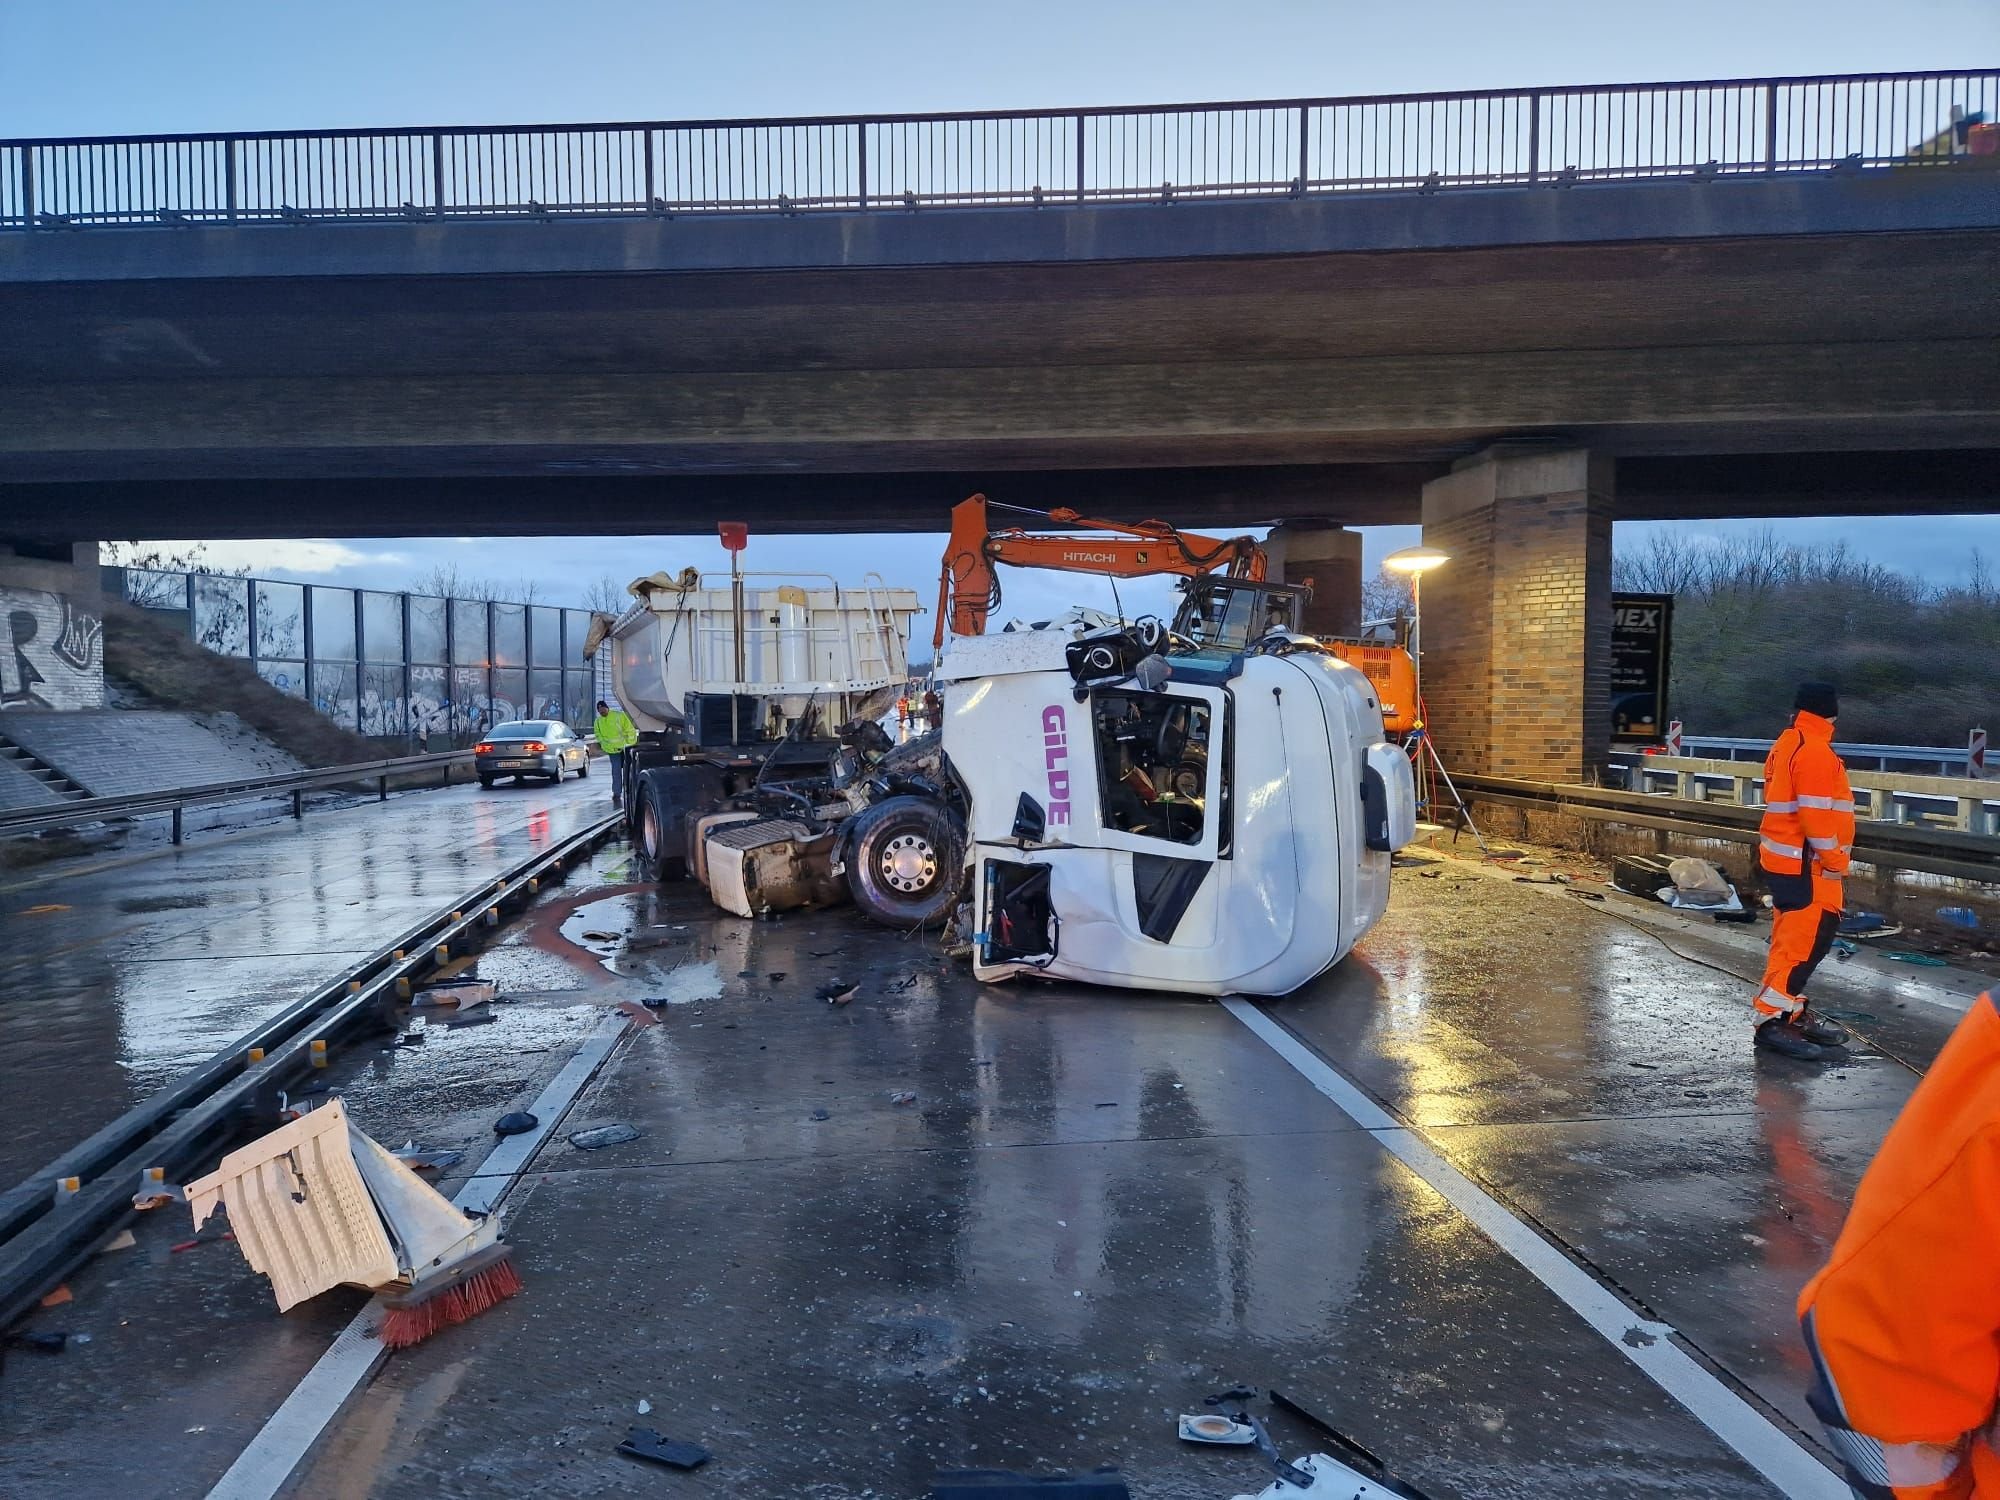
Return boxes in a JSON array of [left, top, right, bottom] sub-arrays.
[[475, 720, 591, 787]]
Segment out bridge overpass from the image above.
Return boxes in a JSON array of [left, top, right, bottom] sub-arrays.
[[2, 69, 1996, 777]]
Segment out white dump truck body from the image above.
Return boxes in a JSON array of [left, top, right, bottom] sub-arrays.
[[935, 616, 1415, 997], [606, 572, 923, 737]]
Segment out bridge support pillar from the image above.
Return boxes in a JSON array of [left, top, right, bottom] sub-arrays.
[[1263, 523, 1362, 638], [1419, 448, 1613, 781]]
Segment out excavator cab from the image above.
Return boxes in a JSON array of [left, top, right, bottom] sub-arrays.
[[1172, 576, 1312, 654]]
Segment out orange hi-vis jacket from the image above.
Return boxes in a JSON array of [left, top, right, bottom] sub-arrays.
[[1760, 711, 1855, 907], [1799, 992, 2000, 1497]]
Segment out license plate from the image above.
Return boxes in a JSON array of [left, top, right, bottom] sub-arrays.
[[499, 759, 532, 769]]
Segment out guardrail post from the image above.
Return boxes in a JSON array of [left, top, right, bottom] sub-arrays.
[[1734, 775, 1755, 806], [171, 806, 183, 845], [432, 132, 446, 216], [1763, 83, 1779, 173], [1074, 113, 1086, 203], [19, 150, 33, 231], [856, 123, 868, 210], [224, 139, 238, 223], [379, 775, 388, 802], [292, 789, 303, 821], [1677, 770, 1695, 800], [1527, 94, 1541, 183], [1297, 104, 1310, 191], [643, 130, 656, 209]]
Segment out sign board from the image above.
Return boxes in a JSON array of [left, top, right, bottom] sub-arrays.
[[1610, 592, 1673, 745]]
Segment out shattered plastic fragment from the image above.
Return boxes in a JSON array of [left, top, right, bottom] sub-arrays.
[[569, 1124, 642, 1151]]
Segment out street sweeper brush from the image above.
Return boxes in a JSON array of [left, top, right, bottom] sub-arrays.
[[182, 1098, 520, 1348], [378, 1242, 522, 1349]]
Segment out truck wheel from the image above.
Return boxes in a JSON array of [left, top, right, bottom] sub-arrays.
[[636, 777, 682, 880], [845, 795, 965, 930]]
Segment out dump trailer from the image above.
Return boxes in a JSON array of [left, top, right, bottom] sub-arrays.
[[596, 565, 924, 893]]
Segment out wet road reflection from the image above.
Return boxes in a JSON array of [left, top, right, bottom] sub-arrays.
[[0, 777, 616, 1184]]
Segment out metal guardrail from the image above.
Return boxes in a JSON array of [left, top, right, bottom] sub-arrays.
[[3, 70, 1993, 230], [0, 807, 624, 1329], [1459, 773, 2000, 886], [0, 749, 475, 844], [1622, 755, 2000, 834], [1617, 736, 1982, 777]]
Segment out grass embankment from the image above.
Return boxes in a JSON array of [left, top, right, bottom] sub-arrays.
[[102, 601, 479, 791]]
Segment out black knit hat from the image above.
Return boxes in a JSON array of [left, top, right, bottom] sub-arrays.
[[1794, 682, 1839, 719]]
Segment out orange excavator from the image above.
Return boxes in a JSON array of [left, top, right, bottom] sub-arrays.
[[934, 493, 1418, 732], [934, 494, 1266, 647]]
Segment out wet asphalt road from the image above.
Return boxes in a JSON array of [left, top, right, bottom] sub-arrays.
[[0, 774, 615, 1188], [0, 812, 1976, 1499]]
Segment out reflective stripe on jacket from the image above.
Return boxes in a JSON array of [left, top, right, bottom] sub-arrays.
[[593, 710, 637, 754], [1760, 711, 1855, 879], [1798, 993, 2000, 1498]]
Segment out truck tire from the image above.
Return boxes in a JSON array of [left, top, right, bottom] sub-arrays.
[[844, 795, 965, 930], [634, 763, 726, 882], [635, 775, 682, 880]]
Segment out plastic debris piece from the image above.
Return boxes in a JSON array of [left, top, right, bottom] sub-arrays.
[[392, 1144, 464, 1172], [581, 930, 620, 942], [413, 979, 497, 1008], [1225, 1452, 1414, 1500], [569, 1124, 641, 1151], [1883, 951, 1949, 966], [889, 1091, 918, 1106], [99, 1229, 137, 1254], [932, 1471, 1130, 1498], [638, 995, 670, 1009], [38, 1285, 71, 1308], [810, 1108, 831, 1121], [637, 1398, 651, 1415], [184, 1100, 504, 1318], [1180, 1412, 1257, 1445], [1838, 911, 1901, 939], [1938, 906, 1980, 930], [616, 1426, 711, 1471], [819, 978, 860, 1005], [1205, 1385, 1261, 1406], [493, 1111, 540, 1137]]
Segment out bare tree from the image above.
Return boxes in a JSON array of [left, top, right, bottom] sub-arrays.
[[1613, 531, 1710, 596], [1361, 566, 1413, 624], [102, 541, 245, 608], [581, 574, 631, 615]]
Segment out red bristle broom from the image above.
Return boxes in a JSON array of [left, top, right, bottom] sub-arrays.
[[378, 1242, 524, 1350]]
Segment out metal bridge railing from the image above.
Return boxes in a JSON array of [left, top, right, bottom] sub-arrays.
[[3, 70, 1993, 231]]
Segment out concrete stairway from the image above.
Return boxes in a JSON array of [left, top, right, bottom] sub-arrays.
[[0, 732, 92, 806]]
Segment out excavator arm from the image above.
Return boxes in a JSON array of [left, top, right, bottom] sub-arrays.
[[935, 494, 1266, 648]]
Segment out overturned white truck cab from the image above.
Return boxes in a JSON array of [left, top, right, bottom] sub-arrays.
[[936, 588, 1417, 996]]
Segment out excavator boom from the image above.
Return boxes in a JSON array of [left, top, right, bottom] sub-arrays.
[[936, 494, 1266, 647]]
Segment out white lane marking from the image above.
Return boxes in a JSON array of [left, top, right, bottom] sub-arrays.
[[205, 1008, 631, 1500], [1221, 996, 1847, 1500]]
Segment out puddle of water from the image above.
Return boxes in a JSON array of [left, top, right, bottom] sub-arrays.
[[651, 959, 724, 1005]]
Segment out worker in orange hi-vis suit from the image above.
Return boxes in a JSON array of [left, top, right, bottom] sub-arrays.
[[1752, 682, 1857, 1059], [1799, 992, 2000, 1497]]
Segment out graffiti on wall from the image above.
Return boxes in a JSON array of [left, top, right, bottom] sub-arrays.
[[2, 589, 104, 711]]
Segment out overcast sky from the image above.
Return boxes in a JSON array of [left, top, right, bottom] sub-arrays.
[[8, 1, 1994, 616]]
